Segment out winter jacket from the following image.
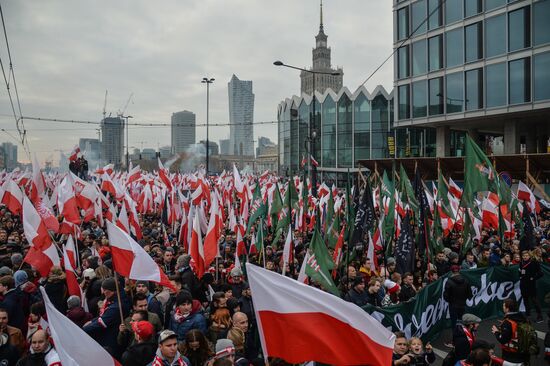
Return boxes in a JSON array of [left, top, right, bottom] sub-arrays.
[[239, 295, 255, 323], [0, 289, 25, 331], [169, 300, 207, 342], [435, 259, 450, 277], [15, 345, 60, 366], [66, 306, 93, 328], [44, 281, 67, 315], [443, 274, 472, 310], [344, 288, 370, 307], [163, 295, 176, 329], [179, 267, 200, 300], [407, 351, 436, 366], [147, 349, 190, 366], [83, 294, 130, 358], [121, 341, 157, 366], [399, 284, 416, 302], [6, 325, 26, 356], [519, 259, 542, 295], [0, 341, 19, 366], [494, 312, 530, 364], [84, 277, 103, 316], [452, 324, 476, 361]]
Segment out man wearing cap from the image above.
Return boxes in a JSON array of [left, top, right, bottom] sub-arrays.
[[149, 330, 190, 366], [121, 320, 157, 366], [444, 264, 472, 329], [453, 313, 481, 362], [229, 268, 246, 299], [83, 277, 130, 358], [344, 277, 369, 307]]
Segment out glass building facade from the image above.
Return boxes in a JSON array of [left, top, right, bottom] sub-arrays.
[[277, 87, 401, 175], [393, 0, 550, 156]]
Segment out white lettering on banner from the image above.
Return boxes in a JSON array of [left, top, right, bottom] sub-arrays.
[[467, 273, 520, 307]]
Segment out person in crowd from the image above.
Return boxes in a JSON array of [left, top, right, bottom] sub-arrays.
[[0, 327, 19, 366], [66, 295, 93, 328], [366, 278, 382, 307], [435, 251, 450, 277], [382, 279, 400, 306], [169, 291, 207, 342], [44, 266, 68, 314], [443, 265, 472, 330], [453, 313, 481, 362], [26, 302, 47, 341], [518, 250, 543, 322], [399, 272, 417, 302], [121, 320, 157, 366], [208, 308, 231, 344], [149, 330, 190, 366], [0, 308, 25, 356], [177, 255, 200, 300], [461, 252, 478, 270], [135, 281, 163, 320], [408, 337, 435, 366], [392, 332, 412, 366], [15, 329, 60, 366], [0, 276, 25, 332], [180, 329, 213, 366], [344, 277, 369, 307], [162, 248, 176, 277], [491, 298, 531, 365], [82, 267, 102, 316], [213, 339, 236, 365], [228, 268, 247, 300]]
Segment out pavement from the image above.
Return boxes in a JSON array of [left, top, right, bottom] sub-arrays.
[[428, 313, 549, 365]]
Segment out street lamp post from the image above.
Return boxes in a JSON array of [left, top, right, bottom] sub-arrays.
[[122, 115, 133, 171], [201, 77, 215, 175], [274, 60, 340, 196]]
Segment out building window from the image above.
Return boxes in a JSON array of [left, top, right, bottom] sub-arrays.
[[445, 0, 463, 25], [446, 72, 464, 113], [398, 46, 409, 79], [398, 84, 410, 120], [534, 52, 550, 101], [428, 35, 442, 71], [465, 0, 482, 17], [466, 68, 483, 110], [509, 57, 531, 104], [371, 95, 390, 159], [486, 0, 506, 12], [485, 62, 507, 108], [465, 22, 482, 62], [412, 0, 427, 35], [412, 39, 427, 76], [446, 28, 463, 68], [534, 0, 550, 46], [397, 6, 409, 41], [354, 94, 371, 161], [412, 80, 428, 118], [508, 6, 530, 52], [485, 14, 506, 58], [337, 95, 353, 168], [429, 77, 444, 115], [322, 97, 336, 167], [428, 0, 442, 30]]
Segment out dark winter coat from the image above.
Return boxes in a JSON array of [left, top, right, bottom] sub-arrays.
[[0, 289, 25, 331], [179, 267, 200, 299], [452, 324, 475, 361], [443, 274, 472, 310], [344, 288, 370, 307], [66, 306, 93, 328], [44, 281, 67, 314], [399, 284, 417, 302], [494, 312, 530, 364], [169, 300, 207, 342], [85, 278, 103, 316], [519, 259, 542, 295], [121, 341, 157, 366], [0, 341, 19, 366]]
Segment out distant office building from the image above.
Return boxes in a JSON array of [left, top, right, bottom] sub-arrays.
[[200, 140, 219, 156], [171, 110, 196, 154], [79, 138, 100, 165], [256, 136, 276, 157], [228, 75, 255, 156], [219, 139, 230, 155], [300, 1, 343, 95], [0, 142, 17, 170], [101, 117, 124, 168], [159, 146, 171, 158], [141, 148, 157, 160]]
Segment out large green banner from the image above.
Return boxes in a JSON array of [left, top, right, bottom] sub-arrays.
[[362, 264, 550, 342]]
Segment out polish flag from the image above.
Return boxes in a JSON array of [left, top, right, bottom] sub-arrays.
[[24, 245, 61, 278], [106, 221, 173, 289], [190, 213, 205, 279], [71, 173, 98, 210], [297, 251, 311, 284], [448, 178, 462, 200], [203, 197, 220, 269], [366, 232, 378, 271], [1, 179, 23, 215], [69, 145, 80, 162], [282, 227, 293, 276], [40, 287, 121, 366], [22, 196, 52, 250], [64, 235, 77, 270], [116, 204, 130, 234], [482, 196, 499, 229], [126, 164, 141, 186], [517, 181, 540, 213], [158, 158, 173, 192], [57, 175, 80, 224], [30, 155, 46, 204], [247, 263, 395, 366], [63, 244, 82, 298], [35, 196, 59, 233], [236, 229, 247, 258], [101, 173, 120, 199]]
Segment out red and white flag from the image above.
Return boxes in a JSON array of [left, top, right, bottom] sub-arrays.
[[63, 244, 82, 298], [126, 164, 141, 186], [40, 287, 121, 366], [482, 195, 499, 229], [158, 158, 173, 192], [1, 179, 23, 215], [190, 213, 205, 279], [203, 197, 220, 269], [517, 181, 540, 213], [31, 155, 46, 204], [247, 263, 395, 366], [69, 145, 80, 162], [106, 221, 173, 289], [282, 227, 293, 277], [64, 235, 77, 270]]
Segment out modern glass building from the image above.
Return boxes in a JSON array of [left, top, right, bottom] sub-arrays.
[[393, 0, 550, 156], [277, 86, 405, 182]]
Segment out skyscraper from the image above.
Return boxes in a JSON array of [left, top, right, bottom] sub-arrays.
[[101, 117, 124, 168], [0, 142, 17, 170], [79, 138, 100, 166], [171, 110, 196, 154], [219, 139, 230, 155], [228, 75, 254, 157], [300, 0, 344, 95]]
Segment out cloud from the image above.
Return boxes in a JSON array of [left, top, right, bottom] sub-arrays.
[[0, 0, 393, 165]]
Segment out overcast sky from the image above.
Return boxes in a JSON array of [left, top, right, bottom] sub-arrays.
[[0, 0, 393, 165]]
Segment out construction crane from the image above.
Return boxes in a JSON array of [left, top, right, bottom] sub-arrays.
[[102, 90, 108, 121], [118, 92, 134, 117]]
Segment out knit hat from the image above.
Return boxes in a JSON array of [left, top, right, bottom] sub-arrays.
[[215, 339, 235, 357], [83, 268, 96, 280], [67, 295, 81, 309], [13, 270, 28, 287], [132, 320, 154, 341], [462, 313, 481, 325], [384, 279, 400, 295], [101, 278, 117, 292]]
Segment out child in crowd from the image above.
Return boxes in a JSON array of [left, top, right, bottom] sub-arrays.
[[408, 337, 435, 366]]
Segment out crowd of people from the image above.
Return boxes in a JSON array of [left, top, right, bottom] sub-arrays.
[[0, 166, 549, 366]]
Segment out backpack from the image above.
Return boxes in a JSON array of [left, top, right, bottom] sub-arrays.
[[516, 320, 539, 355]]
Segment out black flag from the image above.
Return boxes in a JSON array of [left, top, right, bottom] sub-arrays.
[[519, 204, 535, 251], [350, 178, 376, 251], [395, 211, 415, 275], [414, 168, 431, 256]]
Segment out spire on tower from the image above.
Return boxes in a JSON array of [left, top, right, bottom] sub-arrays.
[[320, 0, 324, 32]]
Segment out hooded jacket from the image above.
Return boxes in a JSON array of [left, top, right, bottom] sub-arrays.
[[169, 300, 207, 342]]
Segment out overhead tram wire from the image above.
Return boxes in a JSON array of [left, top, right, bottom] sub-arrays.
[[358, 0, 448, 88]]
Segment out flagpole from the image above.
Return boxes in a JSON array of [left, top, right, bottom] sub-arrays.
[[113, 272, 125, 324]]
